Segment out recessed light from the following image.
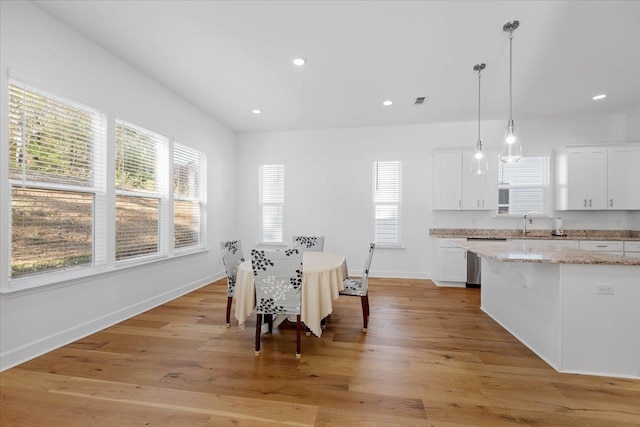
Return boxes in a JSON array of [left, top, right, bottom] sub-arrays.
[[293, 57, 306, 66], [592, 94, 607, 100], [252, 109, 262, 114], [382, 100, 393, 106]]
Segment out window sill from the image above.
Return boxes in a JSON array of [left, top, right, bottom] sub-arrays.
[[2, 247, 209, 296], [375, 243, 405, 249]]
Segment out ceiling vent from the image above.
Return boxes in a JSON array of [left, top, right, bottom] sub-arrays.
[[415, 97, 427, 105]]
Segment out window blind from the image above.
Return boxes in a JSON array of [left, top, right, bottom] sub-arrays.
[[260, 164, 284, 243], [373, 161, 401, 244], [498, 156, 549, 214], [8, 81, 107, 278], [174, 142, 206, 250], [115, 120, 168, 261]]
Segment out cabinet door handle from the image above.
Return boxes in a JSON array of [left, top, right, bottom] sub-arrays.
[[596, 245, 608, 248], [584, 199, 587, 207], [610, 199, 613, 207], [477, 200, 480, 207], [589, 199, 592, 207]]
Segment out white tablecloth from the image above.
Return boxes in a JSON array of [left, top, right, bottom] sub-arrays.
[[234, 251, 348, 337]]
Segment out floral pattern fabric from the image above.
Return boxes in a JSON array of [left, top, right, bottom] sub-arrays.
[[292, 235, 324, 251], [220, 240, 245, 297], [251, 249, 303, 315], [340, 243, 376, 296]]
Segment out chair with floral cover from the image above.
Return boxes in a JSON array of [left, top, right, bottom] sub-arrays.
[[339, 243, 376, 332], [292, 235, 324, 251], [220, 240, 245, 327], [251, 248, 304, 358]]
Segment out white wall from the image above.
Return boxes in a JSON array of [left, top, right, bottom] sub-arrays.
[[237, 111, 640, 280], [0, 1, 235, 370]]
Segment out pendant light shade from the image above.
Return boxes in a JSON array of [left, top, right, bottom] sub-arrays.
[[471, 63, 488, 175], [500, 20, 523, 164]]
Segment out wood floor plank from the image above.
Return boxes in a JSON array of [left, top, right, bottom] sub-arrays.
[[2, 278, 638, 426]]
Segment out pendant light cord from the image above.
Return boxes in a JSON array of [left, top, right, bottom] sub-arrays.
[[509, 29, 513, 122], [477, 67, 481, 144]]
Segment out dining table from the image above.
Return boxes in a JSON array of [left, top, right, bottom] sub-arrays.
[[234, 251, 348, 337]]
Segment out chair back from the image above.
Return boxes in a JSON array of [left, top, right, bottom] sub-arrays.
[[292, 235, 324, 251], [251, 249, 303, 315], [360, 243, 376, 292], [220, 240, 245, 297]]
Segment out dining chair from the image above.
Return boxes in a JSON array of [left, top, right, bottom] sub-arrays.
[[292, 235, 324, 251], [339, 242, 376, 332], [220, 240, 245, 327], [251, 248, 304, 358]]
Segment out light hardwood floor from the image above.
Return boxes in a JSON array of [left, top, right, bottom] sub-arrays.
[[1, 278, 639, 426]]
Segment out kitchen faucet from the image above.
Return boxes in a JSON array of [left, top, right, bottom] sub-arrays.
[[522, 214, 529, 236]]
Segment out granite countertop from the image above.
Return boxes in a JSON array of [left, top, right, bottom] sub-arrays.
[[448, 240, 640, 266], [429, 228, 640, 241]]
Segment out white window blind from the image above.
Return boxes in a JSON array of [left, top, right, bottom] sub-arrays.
[[498, 156, 549, 215], [373, 161, 401, 244], [174, 142, 206, 250], [259, 164, 284, 243], [8, 80, 107, 279], [115, 120, 169, 261]]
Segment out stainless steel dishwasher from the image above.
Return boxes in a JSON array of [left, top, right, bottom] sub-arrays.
[[466, 237, 507, 287]]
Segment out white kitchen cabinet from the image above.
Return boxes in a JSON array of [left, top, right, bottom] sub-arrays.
[[623, 241, 640, 258], [433, 238, 467, 286], [432, 150, 497, 211], [556, 144, 640, 211], [432, 151, 462, 210], [607, 145, 640, 210], [556, 146, 608, 210], [462, 150, 499, 210], [579, 240, 624, 256]]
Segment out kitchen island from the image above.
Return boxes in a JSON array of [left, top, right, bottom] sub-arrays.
[[449, 240, 640, 379]]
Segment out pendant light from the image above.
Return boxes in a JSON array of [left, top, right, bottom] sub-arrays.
[[471, 63, 489, 175], [500, 20, 523, 164]]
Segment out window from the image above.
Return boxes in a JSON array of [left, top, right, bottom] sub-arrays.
[[259, 164, 284, 243], [115, 120, 169, 261], [373, 161, 401, 245], [174, 143, 206, 250], [8, 80, 107, 279], [498, 156, 549, 215]]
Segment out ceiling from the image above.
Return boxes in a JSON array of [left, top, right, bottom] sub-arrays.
[[33, 0, 640, 133]]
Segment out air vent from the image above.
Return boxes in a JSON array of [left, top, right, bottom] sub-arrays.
[[415, 97, 427, 105]]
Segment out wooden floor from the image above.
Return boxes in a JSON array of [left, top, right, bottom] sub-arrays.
[[1, 278, 639, 426]]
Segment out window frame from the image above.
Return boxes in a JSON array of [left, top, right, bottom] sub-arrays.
[[173, 142, 207, 253], [2, 73, 209, 294], [372, 160, 403, 248], [6, 78, 108, 288], [258, 163, 285, 245], [496, 154, 551, 217]]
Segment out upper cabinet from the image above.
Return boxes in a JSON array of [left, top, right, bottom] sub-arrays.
[[556, 144, 640, 210], [607, 145, 640, 210], [433, 150, 498, 211]]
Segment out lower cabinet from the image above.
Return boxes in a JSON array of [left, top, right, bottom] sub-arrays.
[[623, 241, 640, 258], [433, 238, 467, 286], [579, 240, 624, 257]]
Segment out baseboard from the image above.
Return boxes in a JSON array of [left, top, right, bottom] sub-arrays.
[[0, 272, 225, 372]]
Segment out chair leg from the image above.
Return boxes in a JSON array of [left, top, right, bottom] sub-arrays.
[[321, 317, 326, 330], [267, 314, 273, 334], [361, 296, 368, 332], [225, 296, 233, 327], [296, 314, 302, 358], [305, 326, 311, 337], [255, 314, 262, 356], [365, 294, 370, 319]]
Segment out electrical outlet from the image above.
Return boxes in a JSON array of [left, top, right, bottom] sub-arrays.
[[596, 284, 614, 295]]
